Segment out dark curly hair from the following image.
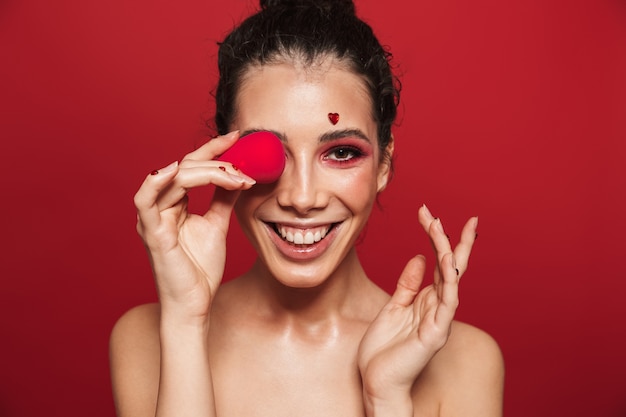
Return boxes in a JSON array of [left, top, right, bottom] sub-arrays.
[[214, 0, 401, 162]]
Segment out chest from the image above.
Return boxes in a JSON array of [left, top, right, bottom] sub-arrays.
[[208, 323, 367, 417]]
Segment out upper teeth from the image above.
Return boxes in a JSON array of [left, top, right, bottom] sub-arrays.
[[277, 224, 330, 245]]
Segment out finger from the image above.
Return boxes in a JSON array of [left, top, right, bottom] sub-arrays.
[[435, 253, 460, 326], [389, 255, 427, 307], [155, 164, 255, 211], [205, 187, 241, 228], [179, 158, 255, 179], [428, 218, 453, 265], [418, 205, 452, 260], [418, 204, 441, 281], [134, 161, 180, 231], [418, 205, 453, 284], [453, 216, 479, 276], [182, 130, 240, 162], [417, 204, 436, 234]]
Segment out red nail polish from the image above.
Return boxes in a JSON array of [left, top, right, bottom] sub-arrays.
[[219, 166, 226, 171], [150, 170, 159, 175]]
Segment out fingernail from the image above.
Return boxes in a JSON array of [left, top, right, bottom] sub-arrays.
[[219, 166, 226, 171], [435, 218, 444, 233], [473, 217, 479, 240], [223, 130, 239, 140], [211, 130, 239, 141], [422, 204, 433, 218], [228, 173, 256, 185]]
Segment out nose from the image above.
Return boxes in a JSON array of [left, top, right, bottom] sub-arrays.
[[275, 156, 328, 214]]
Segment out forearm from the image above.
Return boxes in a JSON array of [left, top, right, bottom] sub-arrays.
[[156, 315, 216, 417]]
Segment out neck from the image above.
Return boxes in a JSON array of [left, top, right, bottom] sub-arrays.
[[246, 248, 375, 325]]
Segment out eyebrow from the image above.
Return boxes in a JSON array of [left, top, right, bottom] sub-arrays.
[[240, 128, 371, 144], [319, 129, 371, 144]]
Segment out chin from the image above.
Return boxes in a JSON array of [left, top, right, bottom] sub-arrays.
[[264, 259, 339, 290], [275, 271, 332, 289]]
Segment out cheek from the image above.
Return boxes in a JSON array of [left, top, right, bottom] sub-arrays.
[[234, 182, 276, 212], [332, 167, 379, 212]]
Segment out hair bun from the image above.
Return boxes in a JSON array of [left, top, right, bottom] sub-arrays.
[[260, 0, 355, 16]]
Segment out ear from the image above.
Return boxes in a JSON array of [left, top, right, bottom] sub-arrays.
[[377, 135, 394, 193]]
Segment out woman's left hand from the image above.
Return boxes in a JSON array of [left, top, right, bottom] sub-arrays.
[[357, 205, 478, 411]]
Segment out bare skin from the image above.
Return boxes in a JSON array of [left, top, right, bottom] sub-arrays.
[[110, 59, 504, 417], [111, 288, 503, 416]]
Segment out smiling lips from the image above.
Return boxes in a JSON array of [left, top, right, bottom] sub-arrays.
[[275, 224, 333, 245]]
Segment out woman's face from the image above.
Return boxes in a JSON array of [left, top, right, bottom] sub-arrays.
[[232, 59, 392, 288]]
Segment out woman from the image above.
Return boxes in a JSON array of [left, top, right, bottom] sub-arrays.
[[109, 0, 504, 416]]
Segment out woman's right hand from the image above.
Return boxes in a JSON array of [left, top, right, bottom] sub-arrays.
[[133, 131, 256, 323]]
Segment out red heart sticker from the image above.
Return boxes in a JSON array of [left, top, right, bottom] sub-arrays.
[[328, 113, 339, 125]]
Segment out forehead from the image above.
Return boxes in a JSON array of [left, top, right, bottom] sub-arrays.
[[234, 58, 376, 136]]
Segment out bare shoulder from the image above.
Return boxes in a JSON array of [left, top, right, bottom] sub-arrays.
[[110, 303, 161, 355], [109, 303, 161, 416], [441, 320, 504, 370], [414, 321, 505, 417]]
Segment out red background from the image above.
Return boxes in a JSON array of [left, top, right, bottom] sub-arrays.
[[1, 0, 625, 415]]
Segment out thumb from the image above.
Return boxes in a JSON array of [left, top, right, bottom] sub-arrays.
[[204, 187, 241, 230], [389, 255, 427, 307]]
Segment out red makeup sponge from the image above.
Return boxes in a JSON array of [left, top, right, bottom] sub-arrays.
[[217, 131, 286, 183]]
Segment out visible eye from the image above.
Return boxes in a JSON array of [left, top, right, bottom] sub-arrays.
[[324, 146, 364, 162]]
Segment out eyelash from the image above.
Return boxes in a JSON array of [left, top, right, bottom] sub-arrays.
[[323, 145, 365, 164]]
